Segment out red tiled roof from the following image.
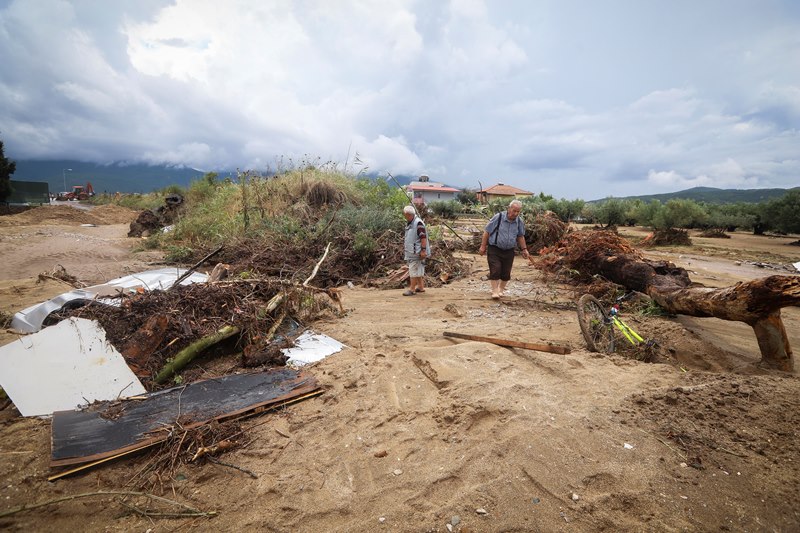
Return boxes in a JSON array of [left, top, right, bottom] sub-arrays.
[[479, 183, 533, 195], [407, 184, 460, 193]]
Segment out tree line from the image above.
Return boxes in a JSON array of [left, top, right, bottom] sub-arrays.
[[428, 190, 800, 235]]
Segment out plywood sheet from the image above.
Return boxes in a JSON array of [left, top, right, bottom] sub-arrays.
[[51, 368, 319, 468]]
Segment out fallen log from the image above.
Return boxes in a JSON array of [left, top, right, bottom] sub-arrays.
[[577, 242, 800, 371], [443, 331, 571, 355], [154, 325, 240, 384]]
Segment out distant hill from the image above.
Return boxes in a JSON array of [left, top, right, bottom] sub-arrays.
[[11, 160, 424, 194], [12, 160, 213, 194], [592, 186, 799, 204]]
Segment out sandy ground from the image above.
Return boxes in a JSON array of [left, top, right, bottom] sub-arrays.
[[0, 205, 799, 532]]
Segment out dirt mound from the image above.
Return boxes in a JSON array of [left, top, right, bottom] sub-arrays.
[[614, 373, 800, 529], [85, 204, 139, 225], [0, 204, 137, 227]]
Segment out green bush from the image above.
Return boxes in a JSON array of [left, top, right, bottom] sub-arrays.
[[324, 204, 403, 236], [354, 177, 408, 210], [353, 229, 377, 259], [164, 244, 194, 262], [652, 199, 709, 229], [428, 200, 460, 219]]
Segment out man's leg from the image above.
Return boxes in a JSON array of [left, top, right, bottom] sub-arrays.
[[490, 279, 500, 299], [498, 250, 514, 296], [405, 260, 423, 295], [487, 247, 502, 299]]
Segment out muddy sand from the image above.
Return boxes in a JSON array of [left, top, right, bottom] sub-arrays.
[[0, 205, 799, 532]]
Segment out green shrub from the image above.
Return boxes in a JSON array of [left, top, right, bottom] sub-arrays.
[[325, 205, 403, 236], [428, 200, 460, 219], [353, 229, 377, 259], [164, 244, 194, 262]]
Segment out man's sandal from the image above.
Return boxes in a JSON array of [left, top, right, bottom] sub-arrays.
[[402, 290, 415, 296]]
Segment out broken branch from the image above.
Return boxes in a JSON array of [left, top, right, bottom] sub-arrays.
[[303, 242, 332, 287], [0, 490, 216, 519], [443, 331, 571, 355]]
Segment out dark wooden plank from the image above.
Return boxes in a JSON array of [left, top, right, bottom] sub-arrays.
[[51, 368, 319, 468], [443, 331, 571, 355]]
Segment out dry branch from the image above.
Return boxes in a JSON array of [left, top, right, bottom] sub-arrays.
[[0, 490, 216, 519]]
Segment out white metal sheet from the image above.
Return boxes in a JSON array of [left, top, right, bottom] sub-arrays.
[[11, 267, 209, 333], [0, 318, 147, 417], [282, 331, 346, 366]]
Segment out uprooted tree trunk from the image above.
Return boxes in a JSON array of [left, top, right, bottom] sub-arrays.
[[589, 253, 799, 371]]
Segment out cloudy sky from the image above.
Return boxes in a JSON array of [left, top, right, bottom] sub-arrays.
[[1, 0, 798, 199]]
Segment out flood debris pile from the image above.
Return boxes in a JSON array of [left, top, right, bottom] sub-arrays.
[[37, 264, 84, 288], [524, 210, 571, 253], [57, 277, 339, 389], [538, 228, 800, 370], [128, 194, 184, 237], [698, 228, 731, 238], [207, 232, 471, 290], [640, 227, 693, 246], [535, 228, 642, 282]]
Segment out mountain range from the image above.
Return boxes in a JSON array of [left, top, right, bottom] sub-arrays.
[[12, 160, 209, 194], [11, 159, 417, 195], [9, 159, 796, 204]]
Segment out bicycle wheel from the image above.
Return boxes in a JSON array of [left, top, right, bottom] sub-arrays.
[[577, 294, 615, 353]]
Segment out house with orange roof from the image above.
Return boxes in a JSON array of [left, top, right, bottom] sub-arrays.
[[406, 175, 460, 205], [477, 183, 534, 204]]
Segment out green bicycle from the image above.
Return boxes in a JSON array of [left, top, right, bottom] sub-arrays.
[[576, 293, 646, 354]]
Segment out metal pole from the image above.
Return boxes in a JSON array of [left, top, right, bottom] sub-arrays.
[[62, 168, 72, 193]]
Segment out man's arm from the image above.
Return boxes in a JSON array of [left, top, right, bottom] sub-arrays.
[[517, 235, 529, 258], [418, 223, 428, 258], [479, 231, 490, 256]]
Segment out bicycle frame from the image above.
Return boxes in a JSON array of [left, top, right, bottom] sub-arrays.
[[610, 315, 644, 345], [609, 306, 644, 345]]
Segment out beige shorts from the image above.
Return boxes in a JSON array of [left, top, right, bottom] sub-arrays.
[[407, 259, 425, 278]]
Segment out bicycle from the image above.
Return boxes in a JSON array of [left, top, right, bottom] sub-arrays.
[[576, 293, 652, 355]]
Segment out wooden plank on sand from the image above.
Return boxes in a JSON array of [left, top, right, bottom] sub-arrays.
[[443, 331, 570, 355]]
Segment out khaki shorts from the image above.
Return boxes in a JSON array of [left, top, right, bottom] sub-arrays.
[[407, 259, 425, 278]]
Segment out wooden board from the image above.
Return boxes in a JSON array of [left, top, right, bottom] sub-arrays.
[[50, 369, 320, 471], [443, 331, 571, 354]]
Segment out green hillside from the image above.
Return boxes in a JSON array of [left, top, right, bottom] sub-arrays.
[[594, 186, 799, 204], [13, 160, 212, 194], [11, 160, 419, 195]]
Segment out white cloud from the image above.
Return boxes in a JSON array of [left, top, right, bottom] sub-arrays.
[[647, 170, 708, 189], [350, 134, 424, 176], [0, 0, 798, 200]]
